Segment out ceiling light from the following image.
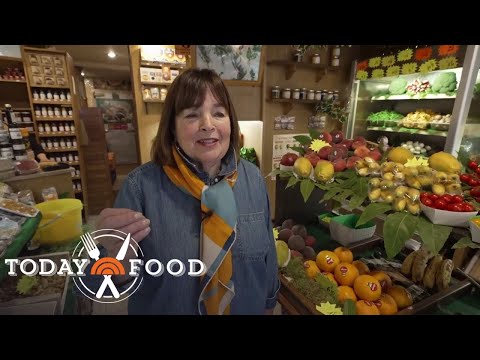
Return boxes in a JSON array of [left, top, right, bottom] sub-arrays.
[[81, 70, 85, 76], [107, 50, 116, 58]]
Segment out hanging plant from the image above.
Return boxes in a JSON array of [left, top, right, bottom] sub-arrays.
[[397, 48, 413, 62]]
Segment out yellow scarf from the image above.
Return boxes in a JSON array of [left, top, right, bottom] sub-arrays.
[[164, 146, 238, 315]]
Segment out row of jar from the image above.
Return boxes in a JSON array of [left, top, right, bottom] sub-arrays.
[[49, 152, 80, 163], [34, 105, 73, 118], [72, 181, 82, 191], [0, 110, 32, 124], [40, 138, 78, 150], [38, 122, 76, 133], [0, 143, 31, 161], [70, 167, 81, 177], [272, 87, 339, 101], [32, 89, 72, 102]]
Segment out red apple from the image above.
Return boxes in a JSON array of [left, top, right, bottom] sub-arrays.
[[369, 149, 382, 161], [354, 146, 371, 158], [330, 130, 344, 144], [346, 156, 362, 169], [305, 152, 321, 167], [318, 131, 333, 144], [352, 139, 367, 150], [280, 152, 298, 166], [317, 146, 332, 160], [333, 158, 347, 172], [340, 139, 354, 150]]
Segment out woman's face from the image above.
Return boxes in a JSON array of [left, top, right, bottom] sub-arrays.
[[175, 89, 231, 172]]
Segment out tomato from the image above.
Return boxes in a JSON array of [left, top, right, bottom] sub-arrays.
[[434, 199, 448, 210], [422, 198, 433, 207], [469, 178, 480, 187], [440, 194, 453, 204], [468, 160, 479, 170], [476, 167, 480, 175], [460, 174, 471, 184], [471, 187, 480, 198], [462, 203, 476, 212], [451, 195, 464, 204], [429, 194, 439, 202], [447, 203, 463, 212]]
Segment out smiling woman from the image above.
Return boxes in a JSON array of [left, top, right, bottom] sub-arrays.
[[89, 68, 281, 315]]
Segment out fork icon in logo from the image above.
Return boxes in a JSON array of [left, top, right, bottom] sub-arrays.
[[80, 232, 131, 299]]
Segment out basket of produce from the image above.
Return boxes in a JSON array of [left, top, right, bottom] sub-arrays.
[[429, 114, 451, 131], [420, 192, 478, 227], [329, 214, 376, 246]]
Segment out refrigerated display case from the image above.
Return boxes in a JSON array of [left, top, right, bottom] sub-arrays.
[[346, 45, 480, 157]]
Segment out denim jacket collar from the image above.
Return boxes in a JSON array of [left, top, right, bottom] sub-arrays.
[[175, 143, 237, 185]]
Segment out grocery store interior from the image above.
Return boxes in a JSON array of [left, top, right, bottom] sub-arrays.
[[0, 44, 479, 315]]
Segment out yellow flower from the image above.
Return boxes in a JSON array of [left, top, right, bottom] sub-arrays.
[[439, 56, 458, 70], [368, 57, 382, 68], [402, 62, 417, 75], [310, 139, 331, 152], [397, 48, 413, 62], [273, 227, 279, 241], [356, 70, 368, 80], [386, 66, 400, 77], [316, 302, 343, 315], [419, 60, 438, 74], [371, 69, 385, 79], [382, 55, 396, 67]]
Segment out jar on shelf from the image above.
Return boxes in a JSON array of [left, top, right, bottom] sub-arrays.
[[282, 88, 291, 99], [312, 53, 321, 64], [332, 45, 341, 57], [66, 138, 72, 148], [60, 91, 66, 101], [64, 123, 70, 132], [76, 182, 82, 191], [44, 123, 51, 133], [321, 90, 329, 101], [41, 106, 48, 117], [51, 123, 58, 132], [292, 88, 300, 100], [68, 153, 74, 162], [307, 89, 315, 100], [75, 169, 80, 175], [35, 106, 41, 116], [62, 153, 67, 162], [55, 155, 61, 162], [40, 140, 46, 149], [293, 49, 303, 62], [59, 123, 65, 132], [74, 155, 79, 162], [54, 107, 61, 117], [300, 88, 307, 100], [315, 90, 322, 101], [46, 90, 53, 100], [53, 91, 59, 100], [66, 91, 71, 101], [327, 91, 334, 100], [46, 139, 53, 149], [61, 108, 68, 117], [38, 123, 45, 133], [271, 86, 280, 99], [32, 89, 39, 100], [47, 107, 54, 117], [68, 108, 73, 116], [332, 90, 339, 101], [160, 88, 168, 102], [53, 139, 59, 148], [60, 138, 66, 148], [331, 56, 340, 67], [72, 139, 77, 147], [70, 124, 75, 132], [0, 144, 13, 159], [39, 90, 46, 100]]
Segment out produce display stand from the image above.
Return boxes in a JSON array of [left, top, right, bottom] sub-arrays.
[[0, 213, 41, 282], [278, 235, 475, 315]]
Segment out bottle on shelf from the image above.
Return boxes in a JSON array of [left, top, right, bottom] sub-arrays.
[[47, 107, 54, 117], [64, 122, 70, 132], [46, 90, 53, 100], [34, 106, 41, 117], [59, 122, 65, 132], [66, 91, 71, 101], [61, 108, 68, 117], [41, 106, 48, 117], [51, 123, 58, 132], [38, 123, 44, 133], [39, 90, 46, 100], [53, 91, 59, 101], [33, 89, 39, 100], [72, 138, 77, 148], [44, 123, 51, 133], [60, 91, 66, 101]]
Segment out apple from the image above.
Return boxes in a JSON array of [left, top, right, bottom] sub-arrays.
[[280, 152, 298, 166], [369, 149, 382, 161], [340, 139, 353, 150], [305, 152, 321, 167], [318, 146, 332, 160], [333, 158, 347, 172], [330, 130, 344, 144], [354, 146, 370, 158], [346, 156, 362, 169], [318, 131, 333, 144]]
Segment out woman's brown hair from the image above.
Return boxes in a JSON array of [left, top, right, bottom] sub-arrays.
[[151, 68, 241, 166]]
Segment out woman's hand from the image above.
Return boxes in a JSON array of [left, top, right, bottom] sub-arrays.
[[95, 208, 150, 259]]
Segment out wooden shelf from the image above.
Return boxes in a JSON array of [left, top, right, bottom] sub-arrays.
[[267, 60, 339, 82], [0, 79, 26, 84], [140, 60, 186, 70], [35, 116, 74, 121], [268, 97, 318, 115], [141, 81, 171, 86], [144, 99, 165, 103], [367, 126, 448, 137], [72, 175, 81, 180], [39, 132, 77, 137], [74, 189, 83, 194], [32, 100, 71, 105], [67, 161, 79, 166], [44, 147, 78, 153], [0, 55, 23, 62], [30, 84, 70, 89], [1, 107, 30, 111]]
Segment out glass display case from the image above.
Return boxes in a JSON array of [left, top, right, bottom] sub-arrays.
[[346, 45, 480, 157]]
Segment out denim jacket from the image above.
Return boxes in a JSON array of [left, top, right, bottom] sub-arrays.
[[97, 149, 280, 315]]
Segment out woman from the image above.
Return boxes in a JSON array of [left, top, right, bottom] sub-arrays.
[[94, 68, 280, 315]]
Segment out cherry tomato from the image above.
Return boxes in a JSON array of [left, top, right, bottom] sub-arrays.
[[440, 194, 453, 204], [451, 195, 464, 204], [468, 160, 479, 170], [422, 198, 433, 207], [462, 203, 476, 212], [471, 187, 480, 198], [447, 203, 463, 212], [434, 199, 448, 210], [476, 167, 480, 175], [470, 178, 480, 187], [460, 174, 471, 184], [429, 194, 439, 202]]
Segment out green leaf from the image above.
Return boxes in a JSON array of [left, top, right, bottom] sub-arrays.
[[300, 179, 315, 202], [416, 216, 453, 255], [266, 169, 283, 178], [293, 135, 312, 145], [342, 299, 356, 315], [279, 170, 293, 179], [333, 190, 354, 204], [323, 188, 343, 201], [285, 176, 300, 189], [330, 199, 342, 210], [383, 212, 419, 259], [348, 194, 366, 210], [452, 236, 480, 249], [356, 203, 392, 228], [290, 146, 305, 155], [308, 129, 321, 140]]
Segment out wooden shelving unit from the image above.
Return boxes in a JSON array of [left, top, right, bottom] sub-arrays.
[[0, 56, 30, 111], [267, 60, 340, 82], [267, 97, 319, 115], [22, 46, 88, 215]]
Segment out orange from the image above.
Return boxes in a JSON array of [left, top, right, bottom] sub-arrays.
[[304, 260, 320, 279], [334, 263, 359, 286], [321, 272, 338, 286], [338, 286, 357, 303], [353, 275, 382, 302], [387, 285, 413, 309], [316, 251, 340, 273], [355, 300, 380, 315], [334, 247, 354, 263], [352, 260, 370, 275], [373, 293, 398, 315], [370, 271, 392, 292]]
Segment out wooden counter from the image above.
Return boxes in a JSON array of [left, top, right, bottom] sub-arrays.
[[4, 169, 74, 203]]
